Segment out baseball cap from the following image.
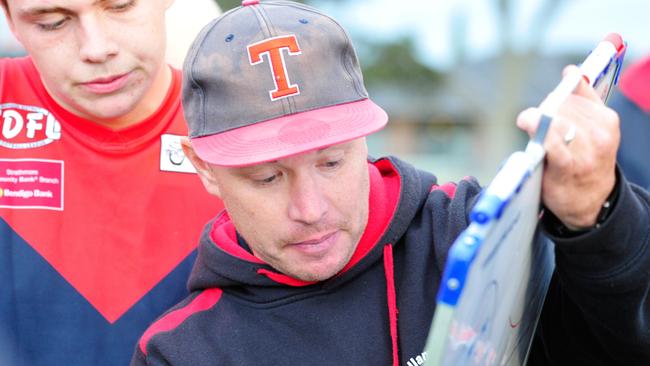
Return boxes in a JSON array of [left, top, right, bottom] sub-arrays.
[[182, 0, 388, 167]]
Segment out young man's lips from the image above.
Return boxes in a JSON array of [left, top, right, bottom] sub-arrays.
[[81, 72, 130, 94]]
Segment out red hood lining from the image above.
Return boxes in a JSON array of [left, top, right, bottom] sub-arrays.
[[430, 182, 457, 198], [210, 213, 265, 264], [339, 159, 401, 273]]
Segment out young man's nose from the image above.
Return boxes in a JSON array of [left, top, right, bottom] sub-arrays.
[[78, 15, 119, 63]]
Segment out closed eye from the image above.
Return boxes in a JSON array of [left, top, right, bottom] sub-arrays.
[[37, 17, 69, 31], [321, 159, 343, 169], [108, 0, 136, 12], [254, 172, 283, 186]]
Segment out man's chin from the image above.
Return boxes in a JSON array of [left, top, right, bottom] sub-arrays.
[[74, 100, 141, 126]]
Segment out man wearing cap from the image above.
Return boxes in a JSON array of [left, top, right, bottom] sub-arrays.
[[132, 1, 650, 365]]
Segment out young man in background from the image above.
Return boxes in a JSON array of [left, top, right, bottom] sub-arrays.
[[0, 1, 223, 365]]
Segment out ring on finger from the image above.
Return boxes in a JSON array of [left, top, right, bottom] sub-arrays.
[[563, 124, 577, 146]]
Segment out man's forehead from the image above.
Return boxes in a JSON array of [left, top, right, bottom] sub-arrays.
[[9, 0, 109, 6], [8, 0, 134, 14], [7, 0, 87, 14], [223, 139, 362, 172]]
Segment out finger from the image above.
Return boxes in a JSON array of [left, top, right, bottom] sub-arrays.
[[562, 65, 604, 104], [543, 115, 574, 169], [516, 107, 542, 138]]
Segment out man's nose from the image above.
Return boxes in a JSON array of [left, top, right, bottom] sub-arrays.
[[287, 172, 328, 225], [78, 14, 119, 63]]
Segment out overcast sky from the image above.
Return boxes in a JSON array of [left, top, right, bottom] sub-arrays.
[[3, 0, 648, 67], [316, 0, 650, 69]]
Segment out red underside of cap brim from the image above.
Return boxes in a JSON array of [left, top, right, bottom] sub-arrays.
[[191, 99, 388, 167]]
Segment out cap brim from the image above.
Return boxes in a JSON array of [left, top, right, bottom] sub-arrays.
[[191, 99, 388, 167]]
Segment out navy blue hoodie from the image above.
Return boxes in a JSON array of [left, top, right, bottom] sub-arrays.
[[133, 157, 650, 365], [614, 55, 650, 190]]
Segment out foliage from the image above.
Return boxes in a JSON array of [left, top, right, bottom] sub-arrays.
[[217, 0, 305, 11], [355, 37, 444, 90]]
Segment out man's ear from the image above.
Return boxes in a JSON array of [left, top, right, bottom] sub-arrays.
[[181, 137, 222, 198]]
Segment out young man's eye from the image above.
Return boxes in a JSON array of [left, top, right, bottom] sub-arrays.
[[37, 17, 68, 31], [108, 0, 136, 11]]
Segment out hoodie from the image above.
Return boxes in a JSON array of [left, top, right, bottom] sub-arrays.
[[133, 157, 650, 366], [615, 54, 650, 190]]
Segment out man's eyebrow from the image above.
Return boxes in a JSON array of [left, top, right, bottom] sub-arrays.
[[16, 0, 106, 18], [17, 6, 73, 19]]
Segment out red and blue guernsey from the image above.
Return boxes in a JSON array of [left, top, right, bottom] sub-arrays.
[[0, 57, 223, 366]]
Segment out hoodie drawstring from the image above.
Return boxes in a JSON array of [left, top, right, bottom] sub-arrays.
[[383, 244, 399, 366]]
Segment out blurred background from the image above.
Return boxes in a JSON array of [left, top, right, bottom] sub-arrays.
[[2, 0, 648, 183]]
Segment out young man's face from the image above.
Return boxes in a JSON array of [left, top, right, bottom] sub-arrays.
[[190, 138, 371, 282], [3, 0, 173, 125]]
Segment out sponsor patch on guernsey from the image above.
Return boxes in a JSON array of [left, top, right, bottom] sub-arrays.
[[160, 134, 196, 173], [0, 103, 62, 149], [0, 159, 64, 210]]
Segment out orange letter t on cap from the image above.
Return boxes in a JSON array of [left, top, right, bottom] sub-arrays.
[[248, 35, 302, 101]]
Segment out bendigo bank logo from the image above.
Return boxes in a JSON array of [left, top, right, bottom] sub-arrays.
[[247, 35, 302, 101], [0, 104, 62, 149]]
